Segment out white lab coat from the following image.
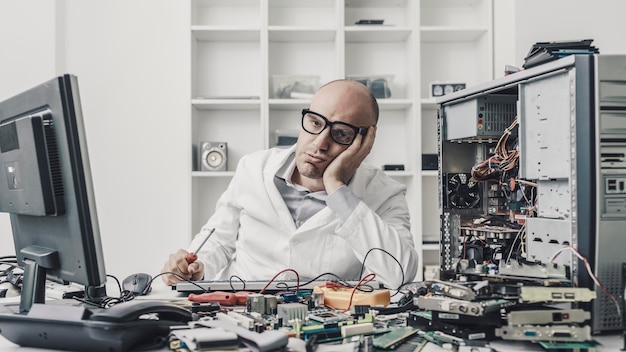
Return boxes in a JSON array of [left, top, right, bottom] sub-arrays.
[[191, 145, 418, 288]]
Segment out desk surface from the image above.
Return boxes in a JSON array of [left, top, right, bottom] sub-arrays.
[[0, 333, 623, 352], [0, 285, 623, 352]]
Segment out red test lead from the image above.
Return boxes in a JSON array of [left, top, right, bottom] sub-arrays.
[[186, 228, 215, 264]]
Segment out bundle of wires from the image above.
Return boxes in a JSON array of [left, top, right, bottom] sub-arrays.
[[471, 116, 520, 183]]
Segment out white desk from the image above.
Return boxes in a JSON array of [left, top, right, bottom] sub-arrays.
[[0, 332, 622, 352], [0, 286, 623, 352]]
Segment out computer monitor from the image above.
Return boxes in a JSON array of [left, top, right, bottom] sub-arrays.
[[0, 74, 107, 312]]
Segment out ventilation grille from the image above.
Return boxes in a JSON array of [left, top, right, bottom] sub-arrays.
[[41, 112, 65, 210], [481, 99, 517, 135], [596, 262, 623, 330]]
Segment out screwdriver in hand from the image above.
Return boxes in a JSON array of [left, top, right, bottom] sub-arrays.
[[186, 228, 215, 264]]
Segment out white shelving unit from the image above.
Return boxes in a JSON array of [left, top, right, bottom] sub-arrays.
[[419, 0, 494, 272], [188, 0, 493, 281]]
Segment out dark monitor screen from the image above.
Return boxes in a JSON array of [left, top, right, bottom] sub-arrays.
[[0, 74, 107, 312]]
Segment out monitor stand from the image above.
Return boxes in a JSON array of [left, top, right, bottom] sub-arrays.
[[18, 245, 59, 313]]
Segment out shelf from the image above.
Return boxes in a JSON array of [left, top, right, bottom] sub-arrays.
[[420, 98, 437, 109], [420, 26, 488, 42], [420, 0, 484, 8], [269, 99, 312, 109], [345, 27, 412, 42], [192, 26, 260, 41], [384, 170, 415, 178], [270, 0, 335, 7], [345, 0, 405, 7], [268, 27, 337, 42], [422, 243, 440, 251], [268, 98, 412, 110], [192, 171, 236, 178], [192, 98, 261, 110], [377, 99, 413, 110]]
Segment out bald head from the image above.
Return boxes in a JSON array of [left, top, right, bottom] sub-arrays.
[[311, 79, 379, 125], [293, 79, 378, 191]]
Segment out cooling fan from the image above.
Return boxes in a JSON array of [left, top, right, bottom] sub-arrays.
[[445, 173, 481, 209]]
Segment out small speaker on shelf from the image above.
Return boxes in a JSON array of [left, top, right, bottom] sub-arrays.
[[199, 142, 227, 171]]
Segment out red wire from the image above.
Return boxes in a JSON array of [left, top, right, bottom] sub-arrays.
[[550, 245, 622, 317], [259, 268, 300, 295], [346, 273, 376, 310]]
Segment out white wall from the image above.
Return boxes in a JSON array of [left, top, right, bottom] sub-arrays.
[[64, 0, 191, 281], [0, 1, 58, 260], [492, 0, 626, 76], [514, 0, 626, 66], [0, 0, 190, 284], [493, 0, 516, 78]]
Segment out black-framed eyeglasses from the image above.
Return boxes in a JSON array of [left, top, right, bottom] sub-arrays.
[[301, 109, 368, 145]]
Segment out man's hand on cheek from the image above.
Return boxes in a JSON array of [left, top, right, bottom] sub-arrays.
[[323, 126, 376, 194]]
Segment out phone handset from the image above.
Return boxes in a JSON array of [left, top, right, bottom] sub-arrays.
[[89, 300, 192, 323]]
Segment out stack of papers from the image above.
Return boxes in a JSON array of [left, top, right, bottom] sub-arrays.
[[522, 39, 599, 69]]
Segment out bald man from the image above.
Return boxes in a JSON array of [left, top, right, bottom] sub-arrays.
[[162, 79, 418, 288]]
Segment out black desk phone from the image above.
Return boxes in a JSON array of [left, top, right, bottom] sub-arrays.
[[0, 299, 192, 351]]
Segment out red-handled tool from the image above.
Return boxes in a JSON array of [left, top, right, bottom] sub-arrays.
[[188, 291, 238, 306], [235, 291, 256, 306], [186, 228, 215, 264]]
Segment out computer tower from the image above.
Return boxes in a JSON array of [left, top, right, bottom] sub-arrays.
[[437, 55, 626, 333]]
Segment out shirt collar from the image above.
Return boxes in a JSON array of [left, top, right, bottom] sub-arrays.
[[275, 150, 328, 197], [276, 151, 310, 191]]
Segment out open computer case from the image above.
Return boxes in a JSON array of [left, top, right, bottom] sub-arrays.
[[436, 54, 626, 333]]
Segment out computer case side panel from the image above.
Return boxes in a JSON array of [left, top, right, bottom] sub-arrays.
[[590, 55, 626, 332]]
